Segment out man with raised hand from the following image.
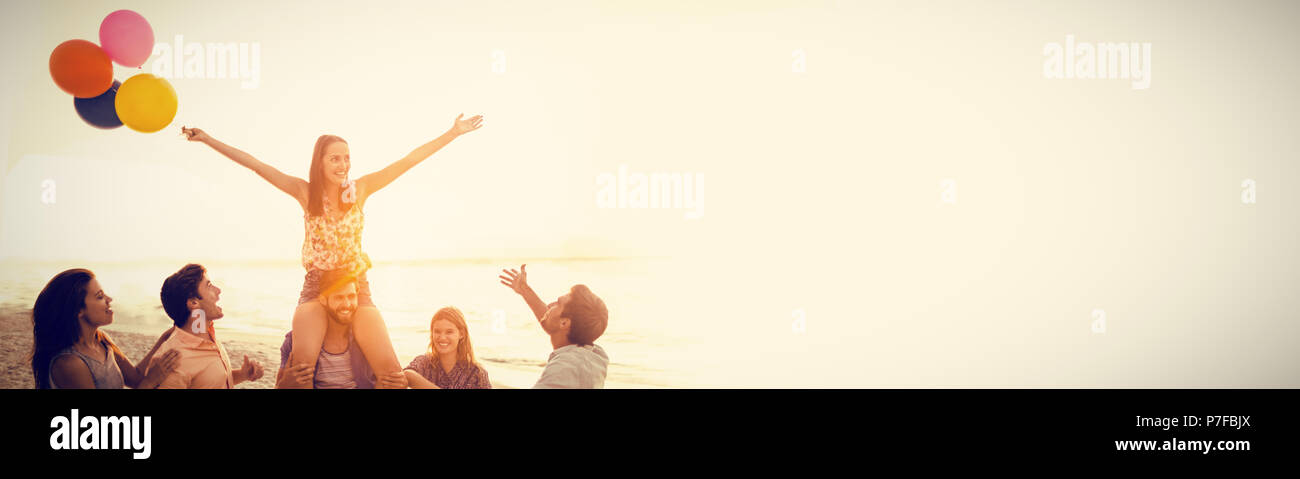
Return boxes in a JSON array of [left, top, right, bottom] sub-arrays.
[[499, 264, 609, 389]]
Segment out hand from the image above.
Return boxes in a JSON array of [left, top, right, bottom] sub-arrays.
[[143, 350, 180, 388], [449, 114, 484, 136], [404, 369, 440, 389], [376, 371, 409, 389], [239, 355, 264, 382], [499, 264, 530, 295], [276, 361, 315, 389], [180, 126, 210, 142]]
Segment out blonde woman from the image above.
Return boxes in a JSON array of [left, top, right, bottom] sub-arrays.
[[404, 307, 491, 389]]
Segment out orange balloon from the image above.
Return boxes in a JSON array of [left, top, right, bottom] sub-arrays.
[[49, 39, 113, 98]]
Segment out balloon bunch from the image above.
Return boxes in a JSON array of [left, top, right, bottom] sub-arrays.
[[49, 10, 177, 133]]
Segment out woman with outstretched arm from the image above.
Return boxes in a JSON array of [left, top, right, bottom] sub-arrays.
[[181, 114, 484, 385]]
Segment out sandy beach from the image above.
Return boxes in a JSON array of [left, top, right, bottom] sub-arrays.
[[2, 304, 278, 389]]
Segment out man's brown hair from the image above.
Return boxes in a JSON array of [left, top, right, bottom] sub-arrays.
[[563, 284, 607, 346]]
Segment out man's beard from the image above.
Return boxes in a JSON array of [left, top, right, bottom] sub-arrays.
[[326, 306, 355, 325]]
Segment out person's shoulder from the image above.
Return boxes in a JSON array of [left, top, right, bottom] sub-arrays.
[[534, 359, 579, 389], [51, 352, 86, 371], [540, 346, 605, 377], [158, 327, 190, 348], [405, 353, 432, 371], [50, 353, 92, 388], [470, 362, 491, 388], [554, 344, 607, 362], [543, 351, 584, 373], [549, 346, 582, 361]]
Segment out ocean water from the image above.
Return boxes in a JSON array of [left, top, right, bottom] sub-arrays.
[[0, 257, 705, 389]]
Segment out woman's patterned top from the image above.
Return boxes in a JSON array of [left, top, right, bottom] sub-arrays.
[[301, 180, 367, 274], [405, 354, 492, 389]]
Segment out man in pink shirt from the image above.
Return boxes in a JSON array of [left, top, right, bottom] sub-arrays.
[[152, 264, 263, 389]]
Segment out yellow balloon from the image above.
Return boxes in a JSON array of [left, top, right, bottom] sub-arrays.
[[115, 73, 177, 133]]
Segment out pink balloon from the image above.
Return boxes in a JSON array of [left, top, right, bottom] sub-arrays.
[[99, 10, 155, 68]]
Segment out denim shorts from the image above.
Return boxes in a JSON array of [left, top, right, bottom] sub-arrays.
[[298, 269, 375, 307]]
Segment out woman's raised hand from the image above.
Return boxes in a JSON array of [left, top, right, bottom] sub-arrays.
[[450, 114, 484, 136], [143, 349, 180, 387], [180, 126, 210, 142]]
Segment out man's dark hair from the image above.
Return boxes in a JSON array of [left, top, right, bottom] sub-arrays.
[[564, 284, 607, 346], [160, 264, 206, 327]]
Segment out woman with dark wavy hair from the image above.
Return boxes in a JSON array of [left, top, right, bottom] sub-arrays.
[[31, 269, 180, 389]]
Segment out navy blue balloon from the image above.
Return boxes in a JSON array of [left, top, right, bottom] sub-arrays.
[[74, 80, 123, 129]]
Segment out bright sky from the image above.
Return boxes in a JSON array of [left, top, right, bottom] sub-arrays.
[[6, 0, 1295, 268], [5, 0, 809, 262]]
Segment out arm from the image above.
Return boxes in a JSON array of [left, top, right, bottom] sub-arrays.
[[115, 328, 177, 389], [49, 355, 96, 389], [403, 369, 440, 389], [182, 127, 309, 208], [499, 264, 548, 321], [133, 327, 174, 378], [114, 350, 143, 389], [117, 349, 179, 390], [356, 114, 483, 200], [275, 362, 315, 389], [401, 355, 439, 389], [102, 331, 144, 388], [375, 371, 410, 389]]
